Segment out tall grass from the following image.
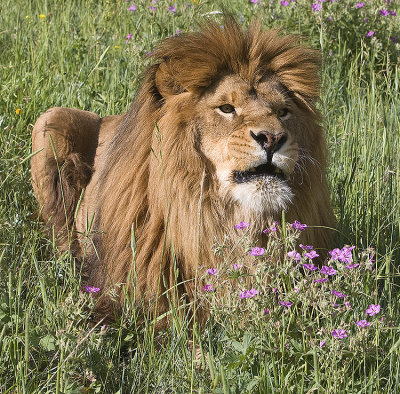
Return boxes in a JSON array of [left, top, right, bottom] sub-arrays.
[[1, 0, 400, 392]]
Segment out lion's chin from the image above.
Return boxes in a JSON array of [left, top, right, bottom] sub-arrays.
[[230, 177, 294, 215]]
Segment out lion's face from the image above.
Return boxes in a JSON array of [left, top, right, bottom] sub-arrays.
[[198, 74, 300, 214]]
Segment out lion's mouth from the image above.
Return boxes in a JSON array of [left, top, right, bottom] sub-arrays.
[[233, 163, 286, 184]]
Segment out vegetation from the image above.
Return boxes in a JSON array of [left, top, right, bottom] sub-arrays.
[[0, 0, 399, 392]]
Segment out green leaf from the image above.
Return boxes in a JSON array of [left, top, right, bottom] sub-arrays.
[[39, 334, 56, 351]]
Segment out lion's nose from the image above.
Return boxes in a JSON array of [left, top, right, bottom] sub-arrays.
[[250, 130, 288, 159]]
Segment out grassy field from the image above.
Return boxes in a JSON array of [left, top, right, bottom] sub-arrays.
[[1, 0, 400, 392]]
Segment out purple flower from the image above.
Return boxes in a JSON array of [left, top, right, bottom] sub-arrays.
[[281, 0, 289, 5], [85, 285, 100, 293], [366, 31, 375, 37], [356, 2, 364, 8], [129, 4, 136, 11], [320, 266, 336, 276], [240, 288, 259, 299], [312, 3, 322, 11], [273, 287, 279, 293], [320, 340, 326, 347], [292, 220, 307, 231], [250, 0, 259, 3], [390, 36, 398, 43], [304, 250, 319, 259], [299, 244, 313, 250], [303, 263, 318, 271], [235, 221, 249, 229], [149, 5, 157, 11], [331, 290, 346, 298], [263, 222, 277, 233], [346, 263, 360, 269], [314, 278, 328, 283], [287, 250, 301, 262], [390, 10, 397, 16], [356, 320, 371, 327], [263, 227, 276, 234], [203, 284, 214, 292], [331, 329, 347, 339], [329, 248, 342, 260], [168, 5, 176, 12], [379, 9, 389, 16], [249, 247, 265, 256], [366, 304, 380, 316], [279, 300, 292, 308], [264, 308, 270, 315], [206, 268, 217, 276], [341, 246, 355, 263], [345, 301, 351, 308], [329, 246, 354, 264], [233, 263, 242, 270], [368, 253, 375, 264], [126, 33, 133, 43], [249, 288, 259, 297]]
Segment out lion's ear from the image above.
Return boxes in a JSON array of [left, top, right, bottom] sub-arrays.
[[155, 61, 186, 98]]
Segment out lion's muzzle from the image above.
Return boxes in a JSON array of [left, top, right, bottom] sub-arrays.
[[250, 130, 288, 162]]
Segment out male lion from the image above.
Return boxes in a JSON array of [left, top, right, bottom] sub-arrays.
[[31, 19, 335, 322]]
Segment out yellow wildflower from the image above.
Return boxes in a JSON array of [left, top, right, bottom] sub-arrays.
[[15, 108, 22, 115], [39, 14, 46, 18], [114, 45, 121, 49]]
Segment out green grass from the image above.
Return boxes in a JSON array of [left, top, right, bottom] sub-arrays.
[[1, 0, 400, 392]]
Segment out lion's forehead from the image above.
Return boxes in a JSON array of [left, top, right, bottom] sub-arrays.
[[204, 74, 289, 110]]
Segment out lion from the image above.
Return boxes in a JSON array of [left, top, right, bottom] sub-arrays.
[[31, 18, 335, 323]]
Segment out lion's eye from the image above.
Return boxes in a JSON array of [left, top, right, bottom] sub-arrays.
[[277, 108, 290, 120], [218, 104, 236, 114]]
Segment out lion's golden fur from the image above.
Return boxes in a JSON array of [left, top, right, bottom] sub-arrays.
[[31, 18, 335, 323]]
